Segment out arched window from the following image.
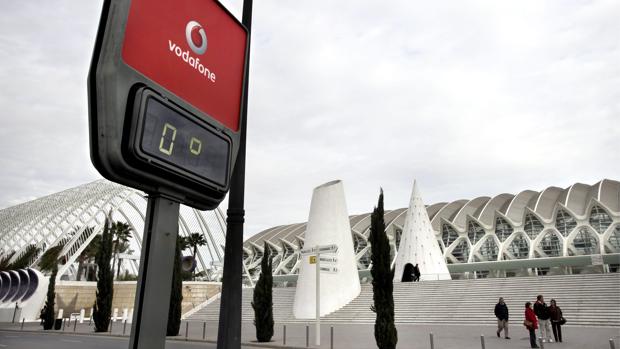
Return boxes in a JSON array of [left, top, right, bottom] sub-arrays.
[[556, 209, 577, 237], [571, 227, 599, 255], [441, 223, 459, 247], [467, 220, 485, 245], [524, 213, 543, 239], [590, 206, 612, 234], [607, 225, 620, 253], [451, 238, 470, 263], [537, 231, 562, 257], [475, 236, 499, 262], [505, 234, 529, 259], [495, 217, 513, 242]]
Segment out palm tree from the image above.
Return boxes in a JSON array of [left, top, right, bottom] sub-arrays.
[[185, 233, 207, 279], [77, 233, 101, 281], [110, 222, 132, 279], [75, 227, 95, 281]]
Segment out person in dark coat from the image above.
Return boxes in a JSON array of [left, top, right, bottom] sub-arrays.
[[413, 263, 421, 282], [494, 297, 510, 339], [401, 263, 414, 282], [549, 299, 563, 343], [534, 294, 552, 342], [524, 302, 539, 348]]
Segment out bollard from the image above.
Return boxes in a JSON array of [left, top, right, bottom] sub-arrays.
[[109, 319, 113, 334], [123, 320, 127, 335], [185, 322, 189, 340], [21, 318, 25, 331], [430, 332, 435, 349], [539, 337, 544, 349], [62, 318, 66, 331], [203, 322, 206, 340], [480, 334, 485, 349], [306, 325, 309, 348], [283, 325, 286, 345], [330, 326, 334, 349], [610, 338, 616, 349], [73, 318, 77, 332]]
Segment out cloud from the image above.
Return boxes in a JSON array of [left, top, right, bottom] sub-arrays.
[[1, 0, 618, 238]]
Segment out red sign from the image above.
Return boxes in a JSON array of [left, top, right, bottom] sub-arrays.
[[122, 0, 247, 132]]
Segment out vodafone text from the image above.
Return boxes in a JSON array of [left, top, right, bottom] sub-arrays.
[[168, 40, 216, 83]]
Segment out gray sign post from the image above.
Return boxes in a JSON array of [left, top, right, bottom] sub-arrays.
[[128, 196, 179, 349]]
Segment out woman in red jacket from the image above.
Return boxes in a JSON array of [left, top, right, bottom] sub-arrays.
[[524, 302, 539, 348]]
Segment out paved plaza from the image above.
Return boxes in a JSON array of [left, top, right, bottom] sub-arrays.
[[2, 320, 619, 349]]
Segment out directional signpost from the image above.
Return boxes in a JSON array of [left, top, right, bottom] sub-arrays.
[[300, 244, 338, 346], [88, 0, 251, 348]]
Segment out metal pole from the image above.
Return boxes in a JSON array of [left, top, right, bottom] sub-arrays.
[[74, 318, 77, 332], [21, 318, 24, 331], [430, 332, 434, 349], [128, 195, 180, 349], [216, 0, 252, 348], [306, 325, 309, 348], [316, 247, 321, 346], [110, 319, 113, 334], [123, 320, 127, 335], [283, 325, 286, 345], [63, 318, 66, 331], [610, 338, 616, 349], [185, 322, 189, 340], [330, 326, 334, 349], [480, 334, 485, 349], [203, 322, 206, 340]]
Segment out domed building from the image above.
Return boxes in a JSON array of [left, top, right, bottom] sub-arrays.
[[243, 179, 620, 282], [0, 179, 226, 281]]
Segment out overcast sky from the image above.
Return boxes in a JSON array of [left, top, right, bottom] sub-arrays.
[[0, 0, 618, 237]]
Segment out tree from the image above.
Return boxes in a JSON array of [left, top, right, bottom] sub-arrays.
[[110, 222, 132, 279], [75, 227, 95, 281], [42, 266, 58, 330], [9, 244, 41, 269], [251, 242, 274, 342], [167, 236, 185, 336], [185, 233, 207, 280], [0, 251, 16, 271], [369, 189, 397, 349], [93, 217, 114, 332]]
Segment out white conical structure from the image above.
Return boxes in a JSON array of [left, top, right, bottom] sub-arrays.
[[293, 180, 360, 319], [393, 181, 451, 281]]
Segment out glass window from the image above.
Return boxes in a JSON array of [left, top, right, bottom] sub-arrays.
[[556, 209, 577, 237], [537, 231, 562, 257], [353, 233, 368, 254], [571, 227, 599, 255], [608, 225, 620, 252], [451, 238, 470, 263], [505, 233, 529, 259], [590, 206, 612, 234], [524, 213, 544, 239], [442, 223, 459, 247], [475, 236, 499, 262], [358, 249, 371, 269], [394, 228, 403, 250], [495, 217, 513, 242], [467, 220, 485, 245]]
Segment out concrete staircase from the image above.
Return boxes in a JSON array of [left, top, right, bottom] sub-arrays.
[[187, 273, 620, 327]]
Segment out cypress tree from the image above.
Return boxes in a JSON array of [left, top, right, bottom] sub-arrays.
[[93, 217, 114, 332], [42, 266, 57, 330], [369, 189, 398, 349], [167, 236, 184, 336], [251, 242, 274, 342]]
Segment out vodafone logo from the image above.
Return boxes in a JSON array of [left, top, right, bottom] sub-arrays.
[[167, 20, 216, 83], [185, 21, 207, 55]]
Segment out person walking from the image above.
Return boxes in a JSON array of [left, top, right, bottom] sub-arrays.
[[549, 299, 563, 343], [413, 263, 421, 282], [494, 297, 510, 339], [524, 302, 539, 348], [534, 295, 552, 342]]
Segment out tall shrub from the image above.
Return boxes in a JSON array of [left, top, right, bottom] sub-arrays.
[[369, 189, 398, 349], [167, 236, 184, 336], [93, 217, 114, 332], [251, 242, 274, 342], [42, 266, 57, 330]]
